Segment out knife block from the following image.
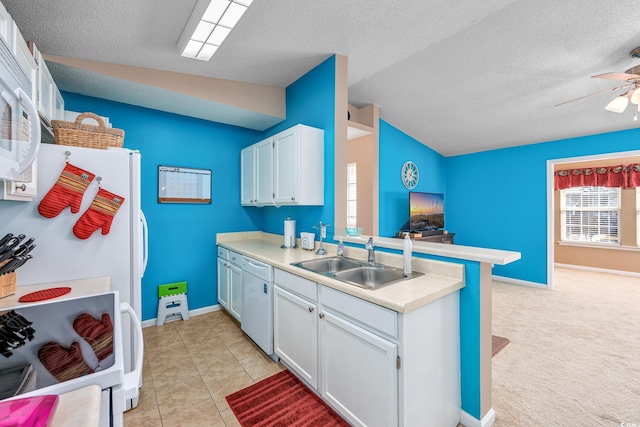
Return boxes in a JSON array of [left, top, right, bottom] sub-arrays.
[[0, 271, 16, 298]]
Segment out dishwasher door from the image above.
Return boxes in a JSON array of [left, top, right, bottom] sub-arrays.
[[240, 256, 276, 359]]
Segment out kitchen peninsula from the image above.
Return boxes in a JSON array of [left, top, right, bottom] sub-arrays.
[[217, 231, 520, 427]]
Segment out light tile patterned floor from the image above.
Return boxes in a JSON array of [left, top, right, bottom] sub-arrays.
[[124, 310, 284, 426]]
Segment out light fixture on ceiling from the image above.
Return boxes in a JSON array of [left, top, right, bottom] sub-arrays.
[[605, 91, 631, 113], [177, 0, 253, 61]]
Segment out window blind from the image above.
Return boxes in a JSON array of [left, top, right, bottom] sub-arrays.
[[560, 186, 620, 244]]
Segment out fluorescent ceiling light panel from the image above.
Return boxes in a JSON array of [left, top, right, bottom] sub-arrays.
[[208, 26, 231, 45], [218, 3, 247, 27], [178, 0, 253, 61], [203, 0, 230, 23]]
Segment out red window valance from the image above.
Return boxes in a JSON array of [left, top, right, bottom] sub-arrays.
[[554, 164, 640, 190]]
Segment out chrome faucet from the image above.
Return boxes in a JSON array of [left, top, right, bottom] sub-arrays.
[[364, 237, 375, 265]]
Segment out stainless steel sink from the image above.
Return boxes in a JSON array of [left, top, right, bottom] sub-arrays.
[[291, 257, 361, 274], [333, 266, 408, 289], [291, 256, 423, 289]]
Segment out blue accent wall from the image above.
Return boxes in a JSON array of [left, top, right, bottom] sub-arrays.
[[445, 127, 640, 284], [378, 120, 446, 237], [254, 56, 336, 241], [63, 92, 262, 321]]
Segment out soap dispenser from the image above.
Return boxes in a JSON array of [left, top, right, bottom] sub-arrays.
[[337, 237, 344, 257], [403, 233, 412, 275]]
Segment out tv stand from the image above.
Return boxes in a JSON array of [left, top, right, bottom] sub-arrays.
[[395, 230, 455, 244]]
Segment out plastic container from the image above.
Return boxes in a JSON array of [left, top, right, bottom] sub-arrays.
[[337, 237, 344, 257], [403, 233, 412, 275]]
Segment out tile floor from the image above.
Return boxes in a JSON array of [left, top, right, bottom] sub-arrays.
[[123, 310, 285, 426]]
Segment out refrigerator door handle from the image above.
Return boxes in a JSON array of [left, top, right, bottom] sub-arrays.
[[140, 210, 149, 277], [121, 302, 144, 404]]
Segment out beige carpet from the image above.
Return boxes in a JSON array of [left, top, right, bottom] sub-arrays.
[[491, 267, 640, 426]]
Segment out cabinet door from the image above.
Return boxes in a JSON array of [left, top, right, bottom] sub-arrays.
[[273, 128, 298, 204], [53, 84, 64, 120], [37, 56, 54, 124], [240, 145, 255, 205], [320, 311, 398, 427], [228, 263, 242, 321], [255, 138, 274, 205], [0, 159, 37, 201], [217, 258, 229, 310], [274, 285, 318, 388]]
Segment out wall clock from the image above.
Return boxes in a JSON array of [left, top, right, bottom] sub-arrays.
[[401, 161, 419, 189]]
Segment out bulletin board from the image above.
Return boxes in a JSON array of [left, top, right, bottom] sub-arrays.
[[158, 166, 211, 204]]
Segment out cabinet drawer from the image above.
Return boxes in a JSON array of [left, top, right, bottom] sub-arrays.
[[275, 269, 317, 302], [321, 286, 398, 340], [229, 251, 243, 267], [217, 246, 229, 260]]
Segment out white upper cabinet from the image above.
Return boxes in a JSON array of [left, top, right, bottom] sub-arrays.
[[29, 42, 59, 128], [240, 145, 256, 205], [240, 124, 324, 207], [255, 137, 274, 205]]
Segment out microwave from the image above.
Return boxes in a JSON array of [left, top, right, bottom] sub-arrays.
[[0, 79, 40, 183]]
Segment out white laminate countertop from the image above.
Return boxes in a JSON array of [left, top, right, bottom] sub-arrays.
[[217, 232, 465, 314], [0, 276, 111, 311], [51, 384, 101, 427]]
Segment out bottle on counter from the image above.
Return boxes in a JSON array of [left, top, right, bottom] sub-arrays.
[[337, 237, 344, 257], [403, 233, 412, 275]]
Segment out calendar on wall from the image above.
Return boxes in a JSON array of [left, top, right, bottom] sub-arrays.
[[158, 166, 211, 204]]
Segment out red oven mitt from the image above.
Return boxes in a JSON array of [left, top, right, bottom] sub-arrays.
[[73, 188, 125, 239], [73, 313, 113, 361], [38, 342, 93, 382], [38, 163, 95, 218]]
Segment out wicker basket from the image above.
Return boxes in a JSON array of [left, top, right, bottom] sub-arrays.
[[52, 112, 124, 149]]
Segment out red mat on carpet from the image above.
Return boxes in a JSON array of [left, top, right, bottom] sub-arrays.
[[226, 370, 349, 426]]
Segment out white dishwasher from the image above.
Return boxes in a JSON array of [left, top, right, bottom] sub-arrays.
[[241, 256, 278, 361]]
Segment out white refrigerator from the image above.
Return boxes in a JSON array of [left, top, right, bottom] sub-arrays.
[[0, 142, 148, 410]]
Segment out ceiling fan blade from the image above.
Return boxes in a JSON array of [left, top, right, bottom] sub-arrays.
[[555, 84, 633, 107], [592, 72, 640, 81]]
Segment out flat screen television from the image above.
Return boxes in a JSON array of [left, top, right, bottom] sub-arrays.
[[409, 191, 444, 232]]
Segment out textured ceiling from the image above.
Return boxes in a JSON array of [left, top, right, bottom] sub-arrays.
[[4, 0, 640, 156]]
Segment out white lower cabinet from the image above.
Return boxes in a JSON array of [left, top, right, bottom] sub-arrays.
[[217, 247, 242, 322], [274, 285, 317, 388], [274, 267, 461, 427], [217, 257, 229, 309], [228, 261, 242, 321], [320, 310, 398, 427]]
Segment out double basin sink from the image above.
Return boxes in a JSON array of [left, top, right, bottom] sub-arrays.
[[291, 256, 423, 290]]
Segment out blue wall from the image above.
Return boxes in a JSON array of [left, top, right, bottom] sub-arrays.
[[255, 56, 336, 241], [445, 127, 640, 284], [63, 93, 262, 320], [378, 120, 447, 237]]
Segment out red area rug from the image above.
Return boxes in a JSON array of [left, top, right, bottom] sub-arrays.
[[492, 335, 510, 357], [226, 370, 349, 426]]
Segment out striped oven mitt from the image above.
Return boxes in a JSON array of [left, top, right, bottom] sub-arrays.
[[38, 342, 93, 382], [73, 188, 125, 239], [38, 163, 95, 218], [73, 313, 113, 361]]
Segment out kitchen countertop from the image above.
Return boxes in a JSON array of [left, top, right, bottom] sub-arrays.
[[51, 384, 101, 427], [0, 276, 111, 311], [217, 232, 465, 314]]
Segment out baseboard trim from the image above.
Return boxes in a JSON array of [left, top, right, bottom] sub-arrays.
[[460, 408, 496, 427], [491, 275, 548, 289], [554, 263, 640, 278], [141, 304, 222, 328]]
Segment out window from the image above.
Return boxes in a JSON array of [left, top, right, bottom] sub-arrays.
[[347, 162, 357, 227], [560, 186, 621, 244]]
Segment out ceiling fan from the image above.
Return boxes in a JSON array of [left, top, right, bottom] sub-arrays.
[[557, 47, 640, 119]]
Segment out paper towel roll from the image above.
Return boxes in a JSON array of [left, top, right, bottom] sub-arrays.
[[284, 218, 296, 248]]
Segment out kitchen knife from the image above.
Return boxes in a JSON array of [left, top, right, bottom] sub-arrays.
[[0, 242, 20, 263], [13, 239, 35, 257], [0, 237, 19, 255], [14, 243, 35, 258], [0, 257, 21, 275], [0, 233, 13, 248]]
